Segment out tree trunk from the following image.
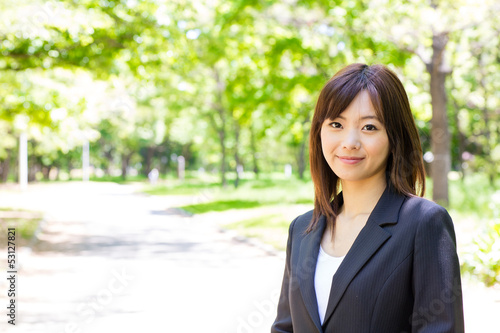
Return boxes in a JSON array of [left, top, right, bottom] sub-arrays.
[[121, 152, 131, 180], [297, 139, 307, 180], [212, 67, 227, 187], [28, 151, 38, 182], [250, 124, 259, 177], [104, 149, 114, 175], [0, 149, 12, 183], [426, 32, 451, 206], [296, 113, 311, 180], [234, 122, 241, 188], [144, 146, 154, 176], [450, 82, 467, 181], [28, 163, 38, 182], [42, 165, 52, 180], [68, 160, 74, 178], [219, 129, 227, 187]]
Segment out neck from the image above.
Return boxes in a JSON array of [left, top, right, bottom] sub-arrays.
[[339, 174, 387, 219]]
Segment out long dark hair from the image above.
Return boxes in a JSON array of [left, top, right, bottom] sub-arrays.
[[307, 63, 425, 233]]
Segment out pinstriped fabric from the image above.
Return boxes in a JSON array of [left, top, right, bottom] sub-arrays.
[[271, 185, 464, 333]]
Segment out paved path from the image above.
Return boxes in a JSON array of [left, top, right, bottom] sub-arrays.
[[0, 182, 284, 333], [1, 182, 499, 332]]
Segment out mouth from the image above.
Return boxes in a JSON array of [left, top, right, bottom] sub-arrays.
[[337, 156, 364, 164]]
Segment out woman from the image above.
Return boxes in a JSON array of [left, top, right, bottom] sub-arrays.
[[272, 64, 464, 332]]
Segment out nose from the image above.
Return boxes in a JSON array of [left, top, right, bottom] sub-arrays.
[[342, 129, 360, 150]]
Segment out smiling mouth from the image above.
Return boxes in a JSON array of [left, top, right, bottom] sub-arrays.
[[337, 156, 364, 164]]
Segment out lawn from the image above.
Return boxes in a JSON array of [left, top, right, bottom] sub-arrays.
[[224, 214, 291, 251], [143, 172, 314, 214], [0, 208, 43, 248]]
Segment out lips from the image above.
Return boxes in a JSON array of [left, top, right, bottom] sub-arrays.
[[337, 156, 364, 164]]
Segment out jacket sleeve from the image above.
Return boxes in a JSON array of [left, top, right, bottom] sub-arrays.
[[271, 217, 297, 333], [411, 205, 465, 332]]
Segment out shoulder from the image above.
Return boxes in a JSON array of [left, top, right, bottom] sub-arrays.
[[400, 195, 451, 221], [400, 195, 456, 242], [288, 209, 314, 235]]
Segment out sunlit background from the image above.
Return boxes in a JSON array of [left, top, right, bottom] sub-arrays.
[[0, 0, 499, 332]]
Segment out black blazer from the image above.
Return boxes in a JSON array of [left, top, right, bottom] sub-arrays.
[[272, 186, 464, 333]]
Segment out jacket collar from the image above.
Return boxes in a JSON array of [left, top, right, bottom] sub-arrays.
[[296, 185, 405, 331], [297, 215, 326, 332]]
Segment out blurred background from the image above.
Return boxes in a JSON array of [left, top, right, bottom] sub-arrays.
[[0, 0, 499, 332]]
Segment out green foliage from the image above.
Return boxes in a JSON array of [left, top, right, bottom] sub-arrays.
[[460, 187, 500, 286], [448, 174, 500, 218], [461, 220, 500, 287], [0, 0, 498, 191]]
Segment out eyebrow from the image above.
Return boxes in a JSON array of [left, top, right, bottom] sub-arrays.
[[337, 115, 380, 121]]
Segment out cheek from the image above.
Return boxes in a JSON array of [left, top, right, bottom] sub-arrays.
[[320, 130, 328, 153], [372, 137, 390, 161], [320, 131, 337, 154]]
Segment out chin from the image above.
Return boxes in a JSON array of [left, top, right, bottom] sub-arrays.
[[333, 170, 384, 183]]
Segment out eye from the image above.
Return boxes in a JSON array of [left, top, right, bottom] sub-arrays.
[[329, 122, 342, 129], [362, 124, 378, 131]]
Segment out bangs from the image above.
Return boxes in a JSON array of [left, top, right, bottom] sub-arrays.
[[365, 84, 385, 124], [320, 79, 385, 125], [320, 79, 362, 123]]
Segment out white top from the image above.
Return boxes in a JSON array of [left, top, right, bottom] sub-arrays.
[[314, 245, 345, 325]]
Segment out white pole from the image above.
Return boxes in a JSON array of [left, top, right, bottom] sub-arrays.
[[284, 164, 292, 178], [82, 140, 89, 181], [19, 132, 28, 190]]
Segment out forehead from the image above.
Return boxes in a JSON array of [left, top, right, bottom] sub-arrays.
[[334, 90, 380, 120]]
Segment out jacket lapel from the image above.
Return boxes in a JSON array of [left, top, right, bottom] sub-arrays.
[[297, 215, 326, 333], [322, 186, 405, 325]]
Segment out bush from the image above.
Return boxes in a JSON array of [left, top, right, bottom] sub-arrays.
[[460, 190, 500, 286], [461, 220, 500, 286]]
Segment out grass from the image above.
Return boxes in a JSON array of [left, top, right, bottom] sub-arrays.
[[225, 214, 291, 251], [181, 200, 262, 214], [178, 177, 313, 214], [0, 208, 43, 247], [143, 180, 220, 196], [88, 174, 147, 183], [143, 174, 314, 214]]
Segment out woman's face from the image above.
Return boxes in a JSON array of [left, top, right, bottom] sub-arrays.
[[320, 90, 390, 184]]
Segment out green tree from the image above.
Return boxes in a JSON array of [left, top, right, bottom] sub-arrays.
[[357, 0, 497, 205]]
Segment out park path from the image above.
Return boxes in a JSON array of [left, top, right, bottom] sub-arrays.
[[0, 182, 284, 333], [1, 181, 499, 332]]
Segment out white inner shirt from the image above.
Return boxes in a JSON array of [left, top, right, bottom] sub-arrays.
[[314, 245, 345, 325]]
